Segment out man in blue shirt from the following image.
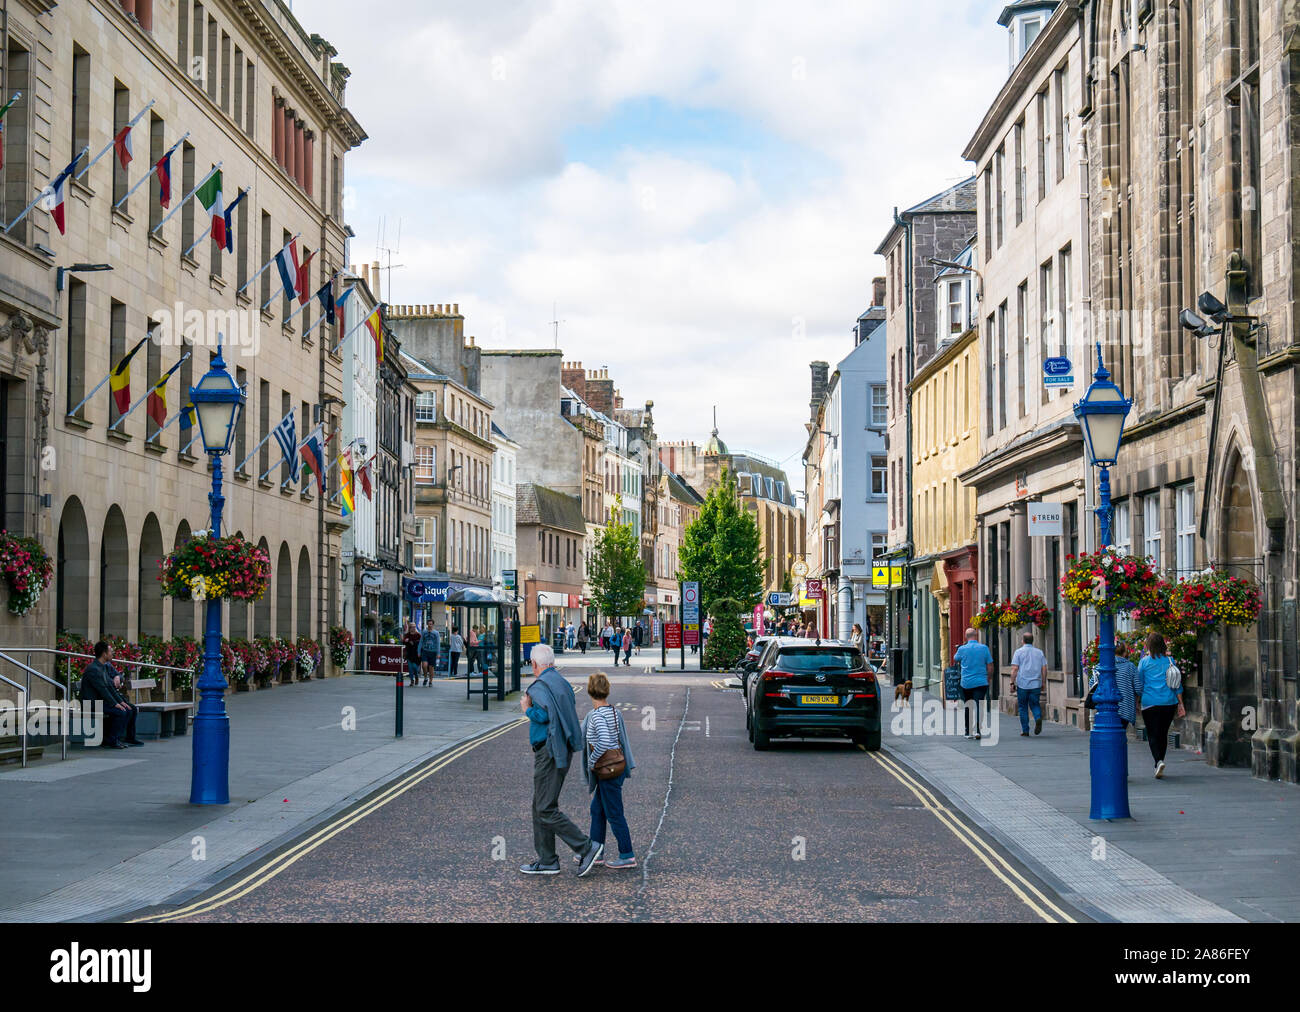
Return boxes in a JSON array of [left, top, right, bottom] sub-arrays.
[[1010, 631, 1047, 736], [954, 627, 994, 740], [519, 643, 602, 877]]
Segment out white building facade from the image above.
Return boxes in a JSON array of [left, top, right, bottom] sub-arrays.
[[491, 422, 518, 592]]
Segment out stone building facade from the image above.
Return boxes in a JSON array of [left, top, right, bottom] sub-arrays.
[[877, 178, 978, 672], [0, 0, 363, 680], [1077, 0, 1298, 780]]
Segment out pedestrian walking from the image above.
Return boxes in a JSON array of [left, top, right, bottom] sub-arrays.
[[519, 644, 603, 876], [610, 626, 622, 662], [1009, 631, 1047, 736], [577, 622, 589, 655], [850, 623, 864, 652], [621, 627, 633, 667], [1138, 632, 1184, 779], [470, 625, 483, 673], [954, 627, 994, 740], [419, 624, 441, 684], [448, 626, 464, 678], [1114, 641, 1140, 727], [579, 672, 637, 870], [402, 622, 422, 687], [567, 621, 576, 650]]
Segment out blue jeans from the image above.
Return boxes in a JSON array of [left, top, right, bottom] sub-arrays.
[[1017, 687, 1042, 734], [589, 771, 634, 860]]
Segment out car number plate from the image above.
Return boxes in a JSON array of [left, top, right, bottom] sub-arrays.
[[800, 694, 838, 705]]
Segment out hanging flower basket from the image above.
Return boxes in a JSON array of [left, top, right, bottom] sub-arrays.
[[1008, 592, 1052, 629], [1061, 550, 1159, 615], [0, 531, 55, 617], [160, 531, 271, 602], [971, 600, 1009, 630], [329, 625, 354, 668], [1172, 576, 1221, 636], [1212, 572, 1263, 628]]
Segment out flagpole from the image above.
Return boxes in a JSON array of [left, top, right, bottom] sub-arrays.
[[181, 188, 245, 259], [234, 406, 295, 474], [260, 245, 313, 312], [107, 352, 190, 431], [115, 132, 189, 210], [150, 161, 222, 235], [66, 334, 150, 418], [76, 99, 155, 181], [303, 283, 354, 340], [237, 234, 301, 296], [3, 145, 88, 233], [284, 430, 336, 491], [329, 446, 369, 502], [330, 303, 384, 356], [181, 431, 199, 455]]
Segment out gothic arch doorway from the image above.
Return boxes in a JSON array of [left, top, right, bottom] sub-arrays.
[[1216, 447, 1259, 766]]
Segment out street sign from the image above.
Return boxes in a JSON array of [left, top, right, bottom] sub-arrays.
[[872, 566, 889, 587], [683, 581, 700, 624], [1043, 356, 1074, 387], [665, 622, 682, 649], [684, 623, 700, 646], [768, 591, 792, 606], [1029, 503, 1064, 536], [502, 569, 517, 594], [520, 625, 540, 644], [805, 578, 824, 599]]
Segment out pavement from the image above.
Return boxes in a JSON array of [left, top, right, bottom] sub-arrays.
[[0, 675, 519, 922], [133, 675, 1073, 923], [881, 684, 1300, 922]]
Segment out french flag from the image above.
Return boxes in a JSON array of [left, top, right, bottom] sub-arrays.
[[42, 154, 84, 235]]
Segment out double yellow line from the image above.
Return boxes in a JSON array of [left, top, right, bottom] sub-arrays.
[[867, 750, 1077, 924], [130, 718, 527, 923]]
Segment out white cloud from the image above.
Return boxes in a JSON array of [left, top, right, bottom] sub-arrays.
[[300, 0, 1011, 488]]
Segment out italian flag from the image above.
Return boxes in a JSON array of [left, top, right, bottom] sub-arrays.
[[196, 168, 225, 249]]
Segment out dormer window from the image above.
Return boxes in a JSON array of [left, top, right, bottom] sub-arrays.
[[999, 3, 1058, 73]]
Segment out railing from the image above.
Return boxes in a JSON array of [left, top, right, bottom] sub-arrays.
[[0, 650, 74, 768]]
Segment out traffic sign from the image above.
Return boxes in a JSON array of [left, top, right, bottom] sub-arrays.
[[683, 623, 700, 646], [768, 591, 793, 606], [683, 581, 700, 624], [664, 622, 682, 649]]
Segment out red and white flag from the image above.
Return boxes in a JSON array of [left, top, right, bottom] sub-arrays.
[[112, 124, 134, 169]]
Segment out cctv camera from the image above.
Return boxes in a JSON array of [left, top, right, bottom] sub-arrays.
[[1197, 291, 1230, 324]]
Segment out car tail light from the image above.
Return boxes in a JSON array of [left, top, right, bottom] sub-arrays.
[[762, 669, 791, 696], [848, 671, 876, 682]]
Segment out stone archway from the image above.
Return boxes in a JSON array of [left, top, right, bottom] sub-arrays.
[[100, 506, 130, 639], [296, 547, 312, 640], [1209, 448, 1260, 767], [254, 537, 271, 638], [138, 514, 165, 639], [276, 543, 293, 640], [170, 521, 196, 640], [56, 498, 90, 637]]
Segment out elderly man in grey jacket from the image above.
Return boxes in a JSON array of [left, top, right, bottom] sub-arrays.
[[519, 644, 602, 876]]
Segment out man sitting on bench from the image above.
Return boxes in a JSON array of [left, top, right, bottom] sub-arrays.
[[79, 640, 143, 749]]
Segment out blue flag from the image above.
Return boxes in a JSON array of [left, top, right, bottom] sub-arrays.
[[222, 188, 247, 253]]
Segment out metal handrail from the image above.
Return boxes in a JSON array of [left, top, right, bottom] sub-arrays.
[[0, 651, 72, 768], [7, 646, 194, 675]]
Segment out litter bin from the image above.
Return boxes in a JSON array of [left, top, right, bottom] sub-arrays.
[[552, 631, 566, 654]]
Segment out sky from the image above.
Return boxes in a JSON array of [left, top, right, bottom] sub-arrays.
[[297, 0, 1012, 490]]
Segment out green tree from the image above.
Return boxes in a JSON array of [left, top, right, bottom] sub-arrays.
[[679, 469, 766, 667], [588, 496, 646, 622]]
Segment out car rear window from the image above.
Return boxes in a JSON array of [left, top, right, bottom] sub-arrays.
[[777, 648, 865, 672]]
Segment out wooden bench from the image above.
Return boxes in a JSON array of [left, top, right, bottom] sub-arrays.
[[128, 679, 194, 740]]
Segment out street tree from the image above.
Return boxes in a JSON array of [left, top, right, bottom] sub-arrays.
[[678, 469, 766, 667], [588, 496, 646, 624]]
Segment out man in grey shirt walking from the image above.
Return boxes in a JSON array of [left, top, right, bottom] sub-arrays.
[[1010, 631, 1047, 737]]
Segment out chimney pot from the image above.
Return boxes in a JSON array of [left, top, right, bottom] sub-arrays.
[[453, 303, 459, 315]]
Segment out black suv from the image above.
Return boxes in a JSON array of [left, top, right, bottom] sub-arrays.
[[745, 640, 881, 751]]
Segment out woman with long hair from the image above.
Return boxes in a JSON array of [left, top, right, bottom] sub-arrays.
[[1137, 632, 1185, 779]]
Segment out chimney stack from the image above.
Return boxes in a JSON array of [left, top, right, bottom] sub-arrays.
[[809, 361, 830, 422], [371, 261, 381, 301], [872, 276, 886, 308]]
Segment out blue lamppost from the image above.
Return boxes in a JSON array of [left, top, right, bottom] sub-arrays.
[[1073, 343, 1133, 820], [188, 342, 247, 805]]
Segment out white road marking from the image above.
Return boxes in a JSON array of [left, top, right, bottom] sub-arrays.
[[641, 686, 690, 893], [705, 715, 710, 738]]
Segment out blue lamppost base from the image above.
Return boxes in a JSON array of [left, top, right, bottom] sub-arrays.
[[190, 709, 230, 805], [1089, 707, 1131, 820]]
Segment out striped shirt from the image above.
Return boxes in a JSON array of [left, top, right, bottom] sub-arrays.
[[585, 705, 622, 760]]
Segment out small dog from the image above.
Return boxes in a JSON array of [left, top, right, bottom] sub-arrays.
[[893, 679, 913, 704]]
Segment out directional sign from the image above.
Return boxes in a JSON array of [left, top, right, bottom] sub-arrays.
[[768, 591, 793, 606], [1043, 356, 1074, 387]]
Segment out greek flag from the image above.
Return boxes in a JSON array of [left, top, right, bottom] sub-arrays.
[[272, 410, 299, 482]]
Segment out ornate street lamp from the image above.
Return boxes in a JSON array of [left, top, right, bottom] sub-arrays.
[[188, 340, 247, 805], [1073, 342, 1133, 820]]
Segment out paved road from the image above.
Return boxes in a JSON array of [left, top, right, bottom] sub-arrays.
[[129, 677, 1082, 923]]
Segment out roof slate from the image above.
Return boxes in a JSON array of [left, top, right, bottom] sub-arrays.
[[515, 483, 586, 534]]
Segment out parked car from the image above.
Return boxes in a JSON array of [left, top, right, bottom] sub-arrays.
[[740, 636, 814, 695], [745, 640, 881, 751]]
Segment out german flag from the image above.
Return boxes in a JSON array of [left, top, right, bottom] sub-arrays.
[[109, 337, 149, 416]]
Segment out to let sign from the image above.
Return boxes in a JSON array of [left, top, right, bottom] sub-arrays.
[[1029, 503, 1064, 536]]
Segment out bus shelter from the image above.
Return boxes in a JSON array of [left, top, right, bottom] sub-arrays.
[[443, 587, 521, 710]]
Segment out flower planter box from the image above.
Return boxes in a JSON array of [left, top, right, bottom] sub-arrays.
[[233, 681, 250, 693]]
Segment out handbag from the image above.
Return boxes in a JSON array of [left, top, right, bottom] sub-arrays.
[[1165, 660, 1182, 691], [591, 710, 627, 780]]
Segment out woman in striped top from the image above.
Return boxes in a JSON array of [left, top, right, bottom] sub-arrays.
[[579, 672, 637, 870]]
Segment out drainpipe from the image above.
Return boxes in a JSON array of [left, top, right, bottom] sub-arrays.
[[896, 206, 915, 679]]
